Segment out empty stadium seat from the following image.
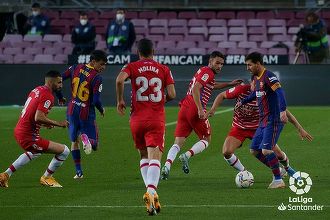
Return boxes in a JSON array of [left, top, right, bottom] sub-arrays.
[[178, 11, 197, 19], [187, 48, 206, 55], [207, 19, 227, 27], [216, 11, 236, 19], [139, 11, 157, 19], [237, 11, 255, 19], [198, 11, 216, 19], [24, 47, 43, 55], [3, 34, 23, 43], [14, 54, 34, 64], [256, 11, 275, 20], [158, 11, 177, 19]]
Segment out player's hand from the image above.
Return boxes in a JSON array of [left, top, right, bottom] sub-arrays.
[[100, 108, 105, 117], [198, 109, 207, 119], [230, 79, 244, 86], [58, 97, 67, 106], [58, 120, 69, 128], [117, 100, 126, 116], [280, 111, 288, 124], [235, 101, 242, 109], [207, 109, 216, 118], [298, 128, 313, 141]]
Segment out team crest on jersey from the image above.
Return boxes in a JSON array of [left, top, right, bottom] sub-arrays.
[[201, 74, 209, 82], [99, 84, 103, 92], [259, 82, 264, 89], [44, 100, 51, 109], [121, 64, 127, 71]]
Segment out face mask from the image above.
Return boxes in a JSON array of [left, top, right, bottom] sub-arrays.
[[116, 14, 124, 22], [80, 19, 88, 26], [32, 11, 40, 16]]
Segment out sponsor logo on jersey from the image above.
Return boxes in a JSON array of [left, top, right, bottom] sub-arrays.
[[269, 76, 278, 82], [44, 100, 51, 109], [201, 74, 209, 82], [256, 91, 266, 97]]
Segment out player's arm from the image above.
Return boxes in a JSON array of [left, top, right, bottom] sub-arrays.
[[116, 71, 129, 116], [55, 66, 76, 106], [272, 83, 288, 123], [286, 109, 313, 141], [214, 79, 243, 90], [208, 91, 227, 117], [192, 81, 206, 119], [35, 110, 68, 128], [92, 76, 105, 117], [237, 90, 256, 109], [165, 84, 176, 103]]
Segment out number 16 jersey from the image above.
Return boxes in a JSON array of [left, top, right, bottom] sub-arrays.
[[121, 59, 175, 122]]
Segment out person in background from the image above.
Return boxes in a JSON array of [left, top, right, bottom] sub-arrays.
[[71, 12, 96, 56], [106, 8, 136, 54], [23, 2, 50, 36]]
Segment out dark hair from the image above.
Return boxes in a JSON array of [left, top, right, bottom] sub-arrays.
[[45, 70, 61, 78], [245, 52, 264, 65], [31, 3, 41, 8], [90, 50, 107, 62], [80, 11, 88, 17], [306, 12, 319, 22], [116, 8, 126, 13], [209, 51, 225, 59], [137, 38, 153, 57]]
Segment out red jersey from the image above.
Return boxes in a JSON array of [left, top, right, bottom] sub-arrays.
[[15, 85, 54, 138], [225, 84, 259, 130], [121, 58, 175, 122], [181, 66, 215, 111]]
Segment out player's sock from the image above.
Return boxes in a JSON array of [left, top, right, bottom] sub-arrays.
[[140, 159, 149, 187], [164, 144, 180, 171], [44, 145, 69, 177], [89, 138, 98, 151], [224, 154, 245, 171], [265, 152, 281, 180], [254, 150, 270, 168], [185, 140, 208, 159], [71, 149, 83, 174], [5, 152, 40, 177], [278, 152, 289, 168], [146, 160, 160, 195]]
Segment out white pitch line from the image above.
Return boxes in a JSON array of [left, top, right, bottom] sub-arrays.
[[165, 108, 233, 127]]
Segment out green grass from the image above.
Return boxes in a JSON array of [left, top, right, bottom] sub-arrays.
[[0, 106, 329, 219]]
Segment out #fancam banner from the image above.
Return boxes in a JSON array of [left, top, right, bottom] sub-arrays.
[[69, 54, 289, 65]]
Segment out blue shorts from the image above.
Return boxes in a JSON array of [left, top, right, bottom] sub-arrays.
[[250, 122, 283, 150], [67, 113, 98, 149]]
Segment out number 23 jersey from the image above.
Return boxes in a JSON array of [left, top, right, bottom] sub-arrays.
[[121, 59, 175, 122]]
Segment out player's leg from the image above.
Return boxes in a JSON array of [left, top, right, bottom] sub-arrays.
[[40, 140, 70, 187], [273, 144, 297, 177], [161, 136, 185, 180], [68, 115, 83, 178], [250, 127, 269, 167], [80, 119, 99, 154], [223, 136, 245, 172], [261, 124, 285, 188]]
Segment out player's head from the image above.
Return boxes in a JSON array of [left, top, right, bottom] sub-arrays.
[[137, 38, 154, 59], [116, 8, 125, 22], [208, 51, 225, 74], [79, 12, 88, 26], [306, 12, 319, 25], [31, 2, 41, 16], [245, 52, 264, 76], [45, 70, 62, 92], [89, 50, 107, 73]]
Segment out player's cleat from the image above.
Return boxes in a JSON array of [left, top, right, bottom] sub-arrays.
[[81, 133, 92, 155], [160, 166, 169, 180], [0, 172, 9, 188], [153, 192, 161, 213], [40, 175, 62, 187], [179, 153, 190, 174], [73, 172, 84, 179], [280, 167, 288, 178], [268, 179, 285, 189], [143, 192, 157, 216]]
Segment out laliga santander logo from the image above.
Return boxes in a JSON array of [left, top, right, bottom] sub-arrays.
[[289, 171, 312, 195]]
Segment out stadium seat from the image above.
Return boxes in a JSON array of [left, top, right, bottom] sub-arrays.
[[188, 19, 207, 27], [32, 54, 56, 64], [198, 41, 217, 50], [87, 11, 99, 20], [187, 48, 206, 55], [54, 42, 73, 50], [11, 41, 32, 49], [135, 27, 149, 36], [44, 47, 64, 55], [63, 46, 74, 55], [54, 54, 68, 63], [158, 11, 177, 19], [44, 10, 60, 21], [198, 11, 216, 19], [209, 34, 228, 42], [157, 41, 176, 49], [267, 19, 286, 27], [149, 27, 167, 36], [207, 19, 227, 27], [139, 11, 157, 19], [3, 47, 23, 55], [248, 48, 268, 54], [237, 11, 255, 19], [217, 41, 237, 49], [260, 41, 277, 48], [184, 35, 205, 42], [228, 27, 247, 41], [271, 34, 292, 42], [125, 11, 138, 19], [176, 41, 196, 49], [131, 19, 148, 28], [33, 42, 53, 49], [216, 11, 236, 19], [165, 48, 186, 54], [61, 10, 79, 19], [178, 11, 197, 19], [146, 35, 164, 44], [24, 47, 43, 55], [168, 19, 187, 27], [268, 47, 288, 55], [275, 11, 294, 20], [14, 54, 34, 64], [287, 19, 304, 27], [295, 11, 307, 19], [169, 27, 188, 37], [43, 34, 62, 43], [99, 11, 116, 20], [154, 48, 166, 54], [0, 54, 13, 63], [62, 34, 71, 42], [238, 41, 257, 49], [227, 48, 247, 54], [209, 27, 228, 35], [188, 27, 208, 39], [228, 19, 246, 27], [256, 11, 275, 20], [96, 41, 107, 50], [0, 41, 11, 50], [2, 34, 22, 44], [164, 35, 184, 42], [247, 19, 266, 27], [288, 26, 300, 35]]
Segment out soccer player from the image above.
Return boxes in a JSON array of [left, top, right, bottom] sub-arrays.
[[208, 82, 313, 179], [61, 50, 107, 179], [116, 38, 175, 215], [236, 52, 293, 188], [0, 71, 69, 188], [161, 51, 242, 180]]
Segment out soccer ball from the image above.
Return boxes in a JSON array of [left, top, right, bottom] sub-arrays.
[[235, 170, 254, 188]]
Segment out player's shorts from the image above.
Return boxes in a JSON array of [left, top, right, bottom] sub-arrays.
[[130, 120, 165, 152], [227, 126, 256, 143], [250, 122, 283, 150], [174, 104, 211, 139], [14, 130, 49, 153], [67, 114, 98, 150]]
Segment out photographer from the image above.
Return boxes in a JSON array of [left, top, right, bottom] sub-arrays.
[[295, 12, 329, 64]]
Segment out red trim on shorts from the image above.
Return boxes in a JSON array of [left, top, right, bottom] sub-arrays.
[[149, 163, 160, 168], [147, 184, 157, 190], [189, 150, 194, 157], [140, 163, 149, 168], [9, 165, 16, 172], [166, 159, 173, 165]]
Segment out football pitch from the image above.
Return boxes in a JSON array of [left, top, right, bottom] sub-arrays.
[[0, 106, 329, 219]]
